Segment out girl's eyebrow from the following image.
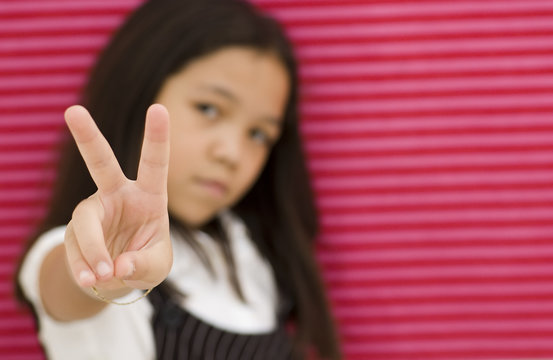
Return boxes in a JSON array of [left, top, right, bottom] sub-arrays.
[[260, 116, 282, 128], [196, 84, 239, 104], [196, 84, 282, 127]]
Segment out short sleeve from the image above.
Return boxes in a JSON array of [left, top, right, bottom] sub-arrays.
[[18, 226, 156, 360]]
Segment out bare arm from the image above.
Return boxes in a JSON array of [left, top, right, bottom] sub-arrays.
[[39, 244, 119, 321], [37, 104, 172, 321]]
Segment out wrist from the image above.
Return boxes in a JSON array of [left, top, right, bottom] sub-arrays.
[[84, 283, 134, 303], [89, 284, 153, 306]]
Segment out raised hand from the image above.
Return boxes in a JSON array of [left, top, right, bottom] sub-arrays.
[[63, 104, 172, 293]]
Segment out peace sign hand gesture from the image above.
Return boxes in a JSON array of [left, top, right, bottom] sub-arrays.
[[64, 104, 172, 295]]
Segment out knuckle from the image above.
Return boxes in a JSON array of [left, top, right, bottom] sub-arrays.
[[164, 256, 173, 275], [64, 222, 74, 239], [69, 258, 83, 271], [89, 155, 111, 171], [71, 199, 89, 219]]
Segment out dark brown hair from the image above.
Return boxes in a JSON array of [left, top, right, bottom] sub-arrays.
[[16, 0, 341, 358]]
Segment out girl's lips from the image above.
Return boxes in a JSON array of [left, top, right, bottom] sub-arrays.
[[196, 178, 228, 197]]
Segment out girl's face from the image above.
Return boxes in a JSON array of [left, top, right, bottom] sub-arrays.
[[155, 47, 290, 227]]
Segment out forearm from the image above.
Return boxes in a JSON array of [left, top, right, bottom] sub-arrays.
[[38, 244, 132, 322]]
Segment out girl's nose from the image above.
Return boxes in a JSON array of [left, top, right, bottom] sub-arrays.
[[210, 128, 244, 168]]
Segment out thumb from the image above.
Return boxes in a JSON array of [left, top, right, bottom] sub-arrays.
[[113, 240, 173, 288]]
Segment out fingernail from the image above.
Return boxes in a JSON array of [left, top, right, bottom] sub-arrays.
[[79, 270, 95, 286], [96, 261, 111, 277], [125, 262, 135, 279]]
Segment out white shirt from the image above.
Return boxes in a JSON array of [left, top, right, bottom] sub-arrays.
[[19, 213, 279, 360]]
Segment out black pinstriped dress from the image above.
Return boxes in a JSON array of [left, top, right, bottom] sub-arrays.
[[150, 286, 295, 360]]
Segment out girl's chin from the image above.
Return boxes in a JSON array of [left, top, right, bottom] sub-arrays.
[[169, 207, 218, 228]]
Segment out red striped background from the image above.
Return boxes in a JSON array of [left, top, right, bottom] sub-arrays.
[[1, 1, 553, 359]]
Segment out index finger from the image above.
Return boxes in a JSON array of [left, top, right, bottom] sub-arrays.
[[65, 105, 126, 193]]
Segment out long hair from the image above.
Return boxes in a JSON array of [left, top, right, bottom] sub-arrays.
[[15, 0, 341, 358]]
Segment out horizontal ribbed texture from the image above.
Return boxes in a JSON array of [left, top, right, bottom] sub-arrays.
[[1, 1, 553, 359], [263, 1, 553, 359], [0, 2, 141, 360]]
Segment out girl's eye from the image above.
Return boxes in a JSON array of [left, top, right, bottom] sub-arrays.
[[195, 103, 219, 120], [250, 128, 273, 146]]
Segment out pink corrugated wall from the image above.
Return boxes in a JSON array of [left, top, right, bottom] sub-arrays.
[[1, 1, 553, 359]]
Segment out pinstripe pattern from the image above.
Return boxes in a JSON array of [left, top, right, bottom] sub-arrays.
[[149, 287, 294, 360]]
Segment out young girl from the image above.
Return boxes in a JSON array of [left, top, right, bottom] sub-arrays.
[[15, 0, 341, 359]]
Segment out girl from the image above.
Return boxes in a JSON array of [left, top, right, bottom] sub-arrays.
[[15, 0, 341, 359]]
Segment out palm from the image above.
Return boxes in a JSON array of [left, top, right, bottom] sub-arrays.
[[100, 188, 159, 253], [64, 104, 172, 290]]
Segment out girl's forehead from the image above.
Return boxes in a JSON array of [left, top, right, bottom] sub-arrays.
[[161, 47, 290, 114], [174, 47, 287, 83]]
